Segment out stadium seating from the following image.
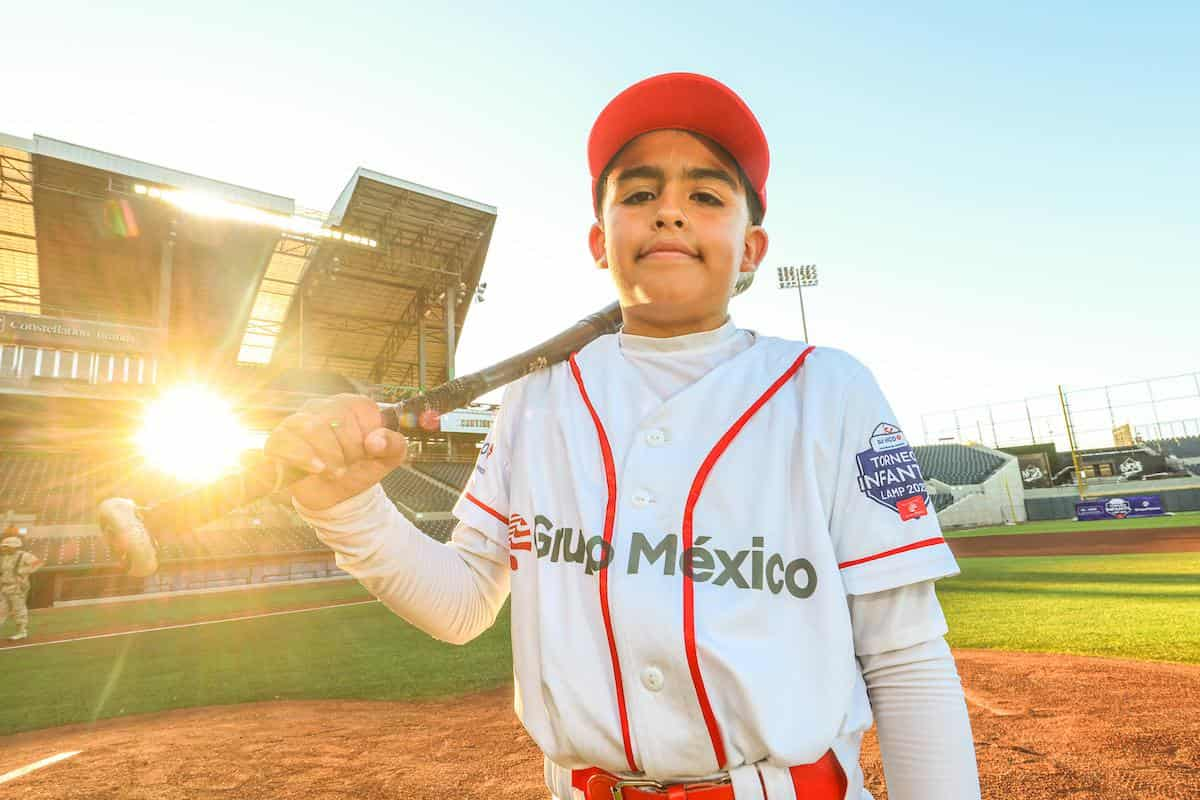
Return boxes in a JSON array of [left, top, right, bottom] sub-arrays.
[[415, 518, 457, 542], [0, 451, 187, 524], [380, 465, 459, 512], [931, 493, 955, 512], [912, 445, 1006, 486], [411, 461, 474, 490], [1147, 435, 1200, 459]]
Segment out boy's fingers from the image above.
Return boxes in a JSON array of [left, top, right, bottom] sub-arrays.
[[326, 412, 367, 469], [295, 416, 346, 475], [365, 428, 408, 470], [264, 428, 326, 474], [342, 394, 385, 432]]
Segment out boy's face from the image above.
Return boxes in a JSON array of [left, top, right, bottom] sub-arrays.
[[589, 130, 768, 336]]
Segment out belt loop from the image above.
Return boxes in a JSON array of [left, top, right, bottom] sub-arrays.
[[728, 764, 766, 800], [753, 763, 797, 800]]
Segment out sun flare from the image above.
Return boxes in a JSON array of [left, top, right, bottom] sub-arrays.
[[136, 385, 257, 484]]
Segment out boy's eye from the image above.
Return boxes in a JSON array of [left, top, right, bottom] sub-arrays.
[[623, 190, 655, 204], [692, 191, 723, 206]]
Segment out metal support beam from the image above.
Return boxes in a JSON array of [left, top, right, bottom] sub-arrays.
[[158, 219, 176, 342], [368, 293, 422, 383], [330, 270, 427, 292], [445, 285, 456, 380], [417, 291, 426, 391]]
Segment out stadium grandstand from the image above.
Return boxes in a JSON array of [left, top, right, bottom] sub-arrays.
[[906, 443, 1024, 527], [0, 132, 495, 607], [919, 372, 1200, 522]]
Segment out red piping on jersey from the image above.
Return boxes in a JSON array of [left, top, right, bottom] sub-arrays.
[[465, 492, 507, 525], [682, 345, 817, 769], [837, 536, 946, 569], [569, 353, 638, 773]]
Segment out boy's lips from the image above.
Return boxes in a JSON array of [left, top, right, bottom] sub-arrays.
[[639, 241, 698, 259]]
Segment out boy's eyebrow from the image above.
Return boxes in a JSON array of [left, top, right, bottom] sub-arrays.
[[614, 164, 739, 191], [684, 166, 738, 190], [614, 165, 665, 185]]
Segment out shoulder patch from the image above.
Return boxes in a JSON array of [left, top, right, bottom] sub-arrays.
[[855, 423, 929, 521]]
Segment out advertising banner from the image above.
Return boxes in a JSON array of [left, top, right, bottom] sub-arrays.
[[1017, 452, 1051, 488], [439, 408, 494, 435], [0, 311, 165, 353], [1075, 494, 1165, 521]]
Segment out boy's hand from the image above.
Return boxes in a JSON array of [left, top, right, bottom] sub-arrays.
[[264, 393, 408, 511]]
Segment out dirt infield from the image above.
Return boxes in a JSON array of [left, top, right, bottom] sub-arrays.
[[947, 526, 1200, 557], [1, 650, 1196, 799]]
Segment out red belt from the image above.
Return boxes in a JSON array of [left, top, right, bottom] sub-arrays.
[[572, 750, 846, 800]]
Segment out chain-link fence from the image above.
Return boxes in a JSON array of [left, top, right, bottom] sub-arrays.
[[1060, 373, 1200, 451], [920, 371, 1200, 452], [921, 394, 1070, 449]]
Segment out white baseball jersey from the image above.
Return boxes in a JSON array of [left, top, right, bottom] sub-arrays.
[[451, 333, 959, 799]]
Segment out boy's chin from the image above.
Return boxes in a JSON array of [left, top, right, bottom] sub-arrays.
[[624, 277, 731, 310], [621, 287, 726, 325]]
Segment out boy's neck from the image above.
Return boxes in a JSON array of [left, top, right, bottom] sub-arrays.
[[619, 307, 731, 338]]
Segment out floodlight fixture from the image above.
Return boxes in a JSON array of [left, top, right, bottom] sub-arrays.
[[777, 264, 818, 289], [776, 264, 820, 341]]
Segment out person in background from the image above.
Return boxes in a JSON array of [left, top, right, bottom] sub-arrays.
[[1, 535, 44, 641]]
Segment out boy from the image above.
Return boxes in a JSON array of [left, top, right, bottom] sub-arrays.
[[269, 73, 981, 800]]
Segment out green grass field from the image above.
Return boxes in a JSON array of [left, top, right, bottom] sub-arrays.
[[23, 579, 373, 640], [1, 551, 1197, 736], [940, 552, 1200, 664], [0, 589, 513, 736], [945, 510, 1200, 538]]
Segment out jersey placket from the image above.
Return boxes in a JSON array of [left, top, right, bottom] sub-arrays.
[[570, 338, 819, 778]]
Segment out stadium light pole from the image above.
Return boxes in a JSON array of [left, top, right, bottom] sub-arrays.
[[777, 265, 818, 342]]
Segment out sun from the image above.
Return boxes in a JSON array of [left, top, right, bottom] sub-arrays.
[[136, 385, 258, 484]]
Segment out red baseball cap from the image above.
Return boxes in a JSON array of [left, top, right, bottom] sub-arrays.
[[588, 72, 769, 219]]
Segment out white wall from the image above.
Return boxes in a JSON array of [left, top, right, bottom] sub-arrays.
[[932, 447, 1026, 528]]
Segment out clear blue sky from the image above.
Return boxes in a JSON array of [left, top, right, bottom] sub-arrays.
[[7, 1, 1198, 443]]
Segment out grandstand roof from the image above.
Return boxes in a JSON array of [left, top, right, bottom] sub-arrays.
[[275, 168, 497, 387], [0, 131, 495, 389]]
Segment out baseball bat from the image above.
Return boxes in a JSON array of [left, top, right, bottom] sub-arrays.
[[99, 274, 755, 576]]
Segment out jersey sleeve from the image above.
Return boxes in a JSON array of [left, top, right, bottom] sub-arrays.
[[451, 381, 519, 550], [829, 363, 959, 596]]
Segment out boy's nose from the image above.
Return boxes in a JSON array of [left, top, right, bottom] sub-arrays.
[[654, 210, 686, 229]]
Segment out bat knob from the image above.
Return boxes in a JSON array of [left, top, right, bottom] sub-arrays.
[[98, 498, 159, 577]]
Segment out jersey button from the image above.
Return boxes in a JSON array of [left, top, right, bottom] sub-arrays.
[[641, 666, 664, 692], [644, 428, 667, 447], [631, 490, 653, 508]]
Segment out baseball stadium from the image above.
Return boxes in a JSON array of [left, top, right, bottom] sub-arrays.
[[0, 132, 1197, 799]]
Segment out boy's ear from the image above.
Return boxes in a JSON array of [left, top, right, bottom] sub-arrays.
[[739, 225, 769, 274], [588, 222, 608, 269]]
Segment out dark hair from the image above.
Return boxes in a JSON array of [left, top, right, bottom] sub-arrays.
[[594, 132, 764, 226]]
